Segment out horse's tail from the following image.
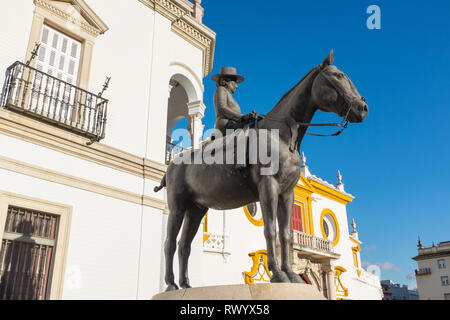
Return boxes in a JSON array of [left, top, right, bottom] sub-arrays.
[[154, 174, 167, 193]]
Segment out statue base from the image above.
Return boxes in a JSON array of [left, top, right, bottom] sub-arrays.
[[152, 283, 326, 300]]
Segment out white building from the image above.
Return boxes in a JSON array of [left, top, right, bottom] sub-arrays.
[[0, 0, 381, 300], [413, 240, 450, 300]]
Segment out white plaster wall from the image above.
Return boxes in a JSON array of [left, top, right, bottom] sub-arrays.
[[0, 1, 34, 97], [0, 134, 143, 194], [349, 272, 383, 300], [145, 21, 204, 163], [0, 0, 206, 162], [0, 167, 165, 299], [0, 0, 208, 300], [87, 0, 154, 157], [0, 0, 205, 174]]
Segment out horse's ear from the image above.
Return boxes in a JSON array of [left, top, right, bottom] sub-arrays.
[[320, 50, 334, 69]]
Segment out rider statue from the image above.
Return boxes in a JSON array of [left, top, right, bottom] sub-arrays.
[[212, 67, 257, 137]]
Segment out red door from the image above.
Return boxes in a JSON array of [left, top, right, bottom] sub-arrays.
[[291, 204, 303, 232]]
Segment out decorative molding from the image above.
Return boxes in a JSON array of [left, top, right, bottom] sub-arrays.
[[203, 233, 229, 255], [243, 205, 264, 227], [244, 250, 272, 284], [320, 209, 340, 247], [170, 61, 204, 93], [0, 155, 168, 213], [0, 109, 167, 183], [308, 178, 354, 205], [334, 266, 349, 298], [139, 0, 216, 77], [34, 0, 109, 37]]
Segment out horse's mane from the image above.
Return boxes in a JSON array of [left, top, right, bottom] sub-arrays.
[[274, 66, 320, 107]]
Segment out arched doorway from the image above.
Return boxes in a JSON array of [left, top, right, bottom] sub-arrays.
[[166, 73, 205, 164]]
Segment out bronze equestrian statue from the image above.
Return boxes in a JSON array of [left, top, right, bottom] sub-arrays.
[[155, 51, 369, 291]]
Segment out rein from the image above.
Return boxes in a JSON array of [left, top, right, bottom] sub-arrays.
[[252, 66, 356, 138], [254, 105, 350, 138]]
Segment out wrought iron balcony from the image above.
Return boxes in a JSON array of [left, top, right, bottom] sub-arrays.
[[415, 268, 432, 276], [291, 230, 339, 260], [1, 61, 108, 142]]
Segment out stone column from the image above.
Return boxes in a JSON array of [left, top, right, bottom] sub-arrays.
[[327, 270, 337, 300], [187, 100, 206, 150], [323, 263, 336, 300]]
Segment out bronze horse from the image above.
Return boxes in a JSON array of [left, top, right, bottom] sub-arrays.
[[155, 51, 369, 291]]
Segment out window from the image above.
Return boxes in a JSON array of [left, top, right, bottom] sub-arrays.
[[0, 206, 59, 300], [291, 204, 303, 232], [320, 209, 340, 247], [441, 276, 449, 286], [0, 192, 72, 300], [37, 25, 81, 85], [26, 0, 108, 91], [323, 220, 329, 237], [438, 259, 446, 269]]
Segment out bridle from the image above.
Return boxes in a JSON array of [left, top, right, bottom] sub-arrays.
[[255, 66, 365, 138]]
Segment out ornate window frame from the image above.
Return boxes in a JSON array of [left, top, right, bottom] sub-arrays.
[[320, 209, 340, 247], [0, 191, 73, 300], [244, 205, 264, 227], [26, 0, 108, 90]]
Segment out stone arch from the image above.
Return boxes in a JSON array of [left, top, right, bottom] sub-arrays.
[[165, 63, 205, 162]]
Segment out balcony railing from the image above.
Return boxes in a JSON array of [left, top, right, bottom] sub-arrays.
[[1, 61, 108, 142], [415, 268, 432, 276], [166, 140, 188, 164], [292, 230, 334, 254]]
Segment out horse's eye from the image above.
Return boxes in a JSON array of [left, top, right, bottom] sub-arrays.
[[335, 73, 344, 79]]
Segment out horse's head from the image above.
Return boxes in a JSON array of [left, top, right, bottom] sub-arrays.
[[311, 50, 369, 123]]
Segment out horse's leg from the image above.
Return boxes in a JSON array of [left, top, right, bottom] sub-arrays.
[[164, 197, 187, 292], [178, 204, 208, 289], [278, 191, 305, 283], [258, 177, 290, 283]]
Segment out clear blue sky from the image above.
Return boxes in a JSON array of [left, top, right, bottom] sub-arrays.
[[180, 0, 450, 289]]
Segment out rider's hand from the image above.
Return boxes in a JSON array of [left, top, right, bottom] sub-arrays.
[[241, 113, 254, 122]]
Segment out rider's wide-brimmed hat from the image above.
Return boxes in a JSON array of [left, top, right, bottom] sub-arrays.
[[212, 67, 245, 83]]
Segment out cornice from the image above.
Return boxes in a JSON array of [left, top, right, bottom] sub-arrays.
[[0, 154, 168, 213], [139, 0, 216, 77], [308, 175, 355, 205], [0, 108, 166, 183], [34, 0, 108, 37], [412, 251, 450, 261]]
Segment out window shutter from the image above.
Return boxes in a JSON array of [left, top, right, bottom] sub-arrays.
[[38, 25, 81, 85], [291, 204, 303, 232]]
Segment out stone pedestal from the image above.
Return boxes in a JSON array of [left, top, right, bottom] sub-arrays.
[[152, 283, 326, 300]]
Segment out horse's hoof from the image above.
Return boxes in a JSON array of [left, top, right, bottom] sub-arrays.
[[180, 281, 192, 289], [165, 284, 179, 292], [285, 271, 305, 283], [270, 271, 290, 283]]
